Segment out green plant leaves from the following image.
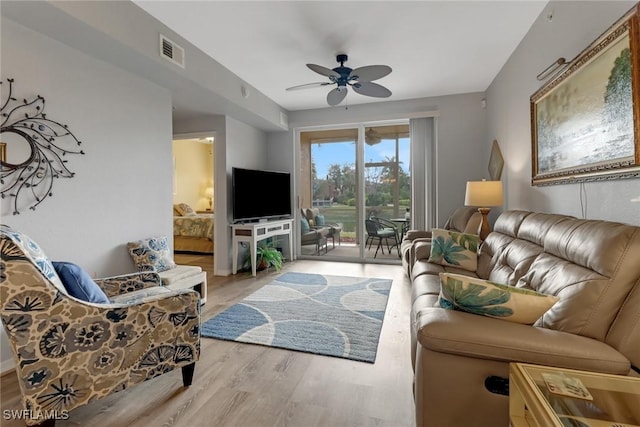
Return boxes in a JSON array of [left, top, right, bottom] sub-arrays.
[[450, 231, 478, 252], [431, 236, 470, 266]]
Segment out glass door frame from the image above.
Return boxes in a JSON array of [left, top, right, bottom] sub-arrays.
[[294, 119, 411, 264]]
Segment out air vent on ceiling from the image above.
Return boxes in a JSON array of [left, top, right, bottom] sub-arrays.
[[159, 34, 185, 68]]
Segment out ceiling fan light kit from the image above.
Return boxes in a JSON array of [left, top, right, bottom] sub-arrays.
[[286, 54, 392, 106]]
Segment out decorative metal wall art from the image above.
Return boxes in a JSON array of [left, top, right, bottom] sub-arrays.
[[1, 78, 85, 214]]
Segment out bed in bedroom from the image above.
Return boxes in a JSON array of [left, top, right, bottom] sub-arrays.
[[173, 204, 214, 254]]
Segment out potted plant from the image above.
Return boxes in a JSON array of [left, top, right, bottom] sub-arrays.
[[242, 241, 284, 272]]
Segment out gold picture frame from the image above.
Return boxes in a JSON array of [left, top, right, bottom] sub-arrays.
[[530, 4, 640, 185]]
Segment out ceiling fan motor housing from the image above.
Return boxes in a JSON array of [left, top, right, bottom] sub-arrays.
[[332, 54, 354, 87]]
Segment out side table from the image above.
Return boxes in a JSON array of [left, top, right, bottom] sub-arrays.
[[510, 363, 640, 427]]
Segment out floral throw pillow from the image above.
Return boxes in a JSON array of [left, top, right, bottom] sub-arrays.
[[428, 228, 479, 272], [438, 273, 559, 324], [127, 236, 176, 272], [174, 203, 196, 216]]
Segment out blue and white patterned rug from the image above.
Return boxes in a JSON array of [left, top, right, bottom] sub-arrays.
[[201, 272, 392, 363]]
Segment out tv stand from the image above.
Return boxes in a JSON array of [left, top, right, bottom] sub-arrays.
[[231, 218, 293, 276]]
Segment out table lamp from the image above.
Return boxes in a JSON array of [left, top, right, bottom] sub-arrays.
[[204, 186, 214, 210], [464, 180, 503, 240]]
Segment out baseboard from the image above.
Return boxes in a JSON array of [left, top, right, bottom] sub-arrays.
[[216, 268, 231, 276], [0, 360, 15, 377]]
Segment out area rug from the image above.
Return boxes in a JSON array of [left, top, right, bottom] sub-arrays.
[[201, 272, 392, 363]]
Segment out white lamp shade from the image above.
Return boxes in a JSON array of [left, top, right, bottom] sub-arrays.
[[465, 180, 503, 207]]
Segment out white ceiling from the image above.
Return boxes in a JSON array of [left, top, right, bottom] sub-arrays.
[[134, 1, 548, 112]]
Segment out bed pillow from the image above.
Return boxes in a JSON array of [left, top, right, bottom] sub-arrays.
[[174, 203, 196, 216], [438, 273, 559, 324], [127, 235, 176, 272], [428, 228, 479, 272], [52, 261, 110, 304]]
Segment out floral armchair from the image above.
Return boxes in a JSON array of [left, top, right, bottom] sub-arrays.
[[0, 225, 200, 426]]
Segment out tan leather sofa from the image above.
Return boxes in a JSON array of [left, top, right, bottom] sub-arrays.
[[401, 206, 481, 277], [409, 210, 640, 427]]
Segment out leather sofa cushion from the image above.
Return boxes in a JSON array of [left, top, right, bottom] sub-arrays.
[[412, 274, 441, 305], [516, 212, 572, 246], [414, 307, 630, 374], [523, 221, 640, 342], [411, 260, 479, 282]]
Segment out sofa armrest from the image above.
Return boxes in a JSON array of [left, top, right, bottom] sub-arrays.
[[413, 240, 433, 262], [95, 271, 162, 298], [405, 230, 432, 241], [415, 307, 630, 374]]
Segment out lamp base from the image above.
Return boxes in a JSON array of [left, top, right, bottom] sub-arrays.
[[477, 207, 491, 241]]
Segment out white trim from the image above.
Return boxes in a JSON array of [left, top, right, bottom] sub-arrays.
[[289, 110, 440, 129], [357, 123, 366, 259], [173, 131, 217, 140], [295, 116, 421, 261]]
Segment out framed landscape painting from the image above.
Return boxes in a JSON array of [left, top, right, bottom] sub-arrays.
[[531, 5, 640, 185]]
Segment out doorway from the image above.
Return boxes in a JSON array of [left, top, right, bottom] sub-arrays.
[[298, 122, 410, 263], [172, 136, 215, 273]]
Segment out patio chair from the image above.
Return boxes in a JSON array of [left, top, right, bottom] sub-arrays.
[[365, 218, 400, 258]]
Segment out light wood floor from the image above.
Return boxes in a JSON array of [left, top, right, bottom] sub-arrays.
[[0, 255, 415, 427]]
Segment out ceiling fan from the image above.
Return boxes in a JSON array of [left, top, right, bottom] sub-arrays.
[[286, 54, 392, 106]]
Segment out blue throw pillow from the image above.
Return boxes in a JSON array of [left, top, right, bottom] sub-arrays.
[[300, 216, 310, 232], [315, 214, 325, 226], [52, 261, 110, 304]]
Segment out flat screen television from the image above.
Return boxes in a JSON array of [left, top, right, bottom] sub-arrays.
[[232, 167, 292, 222]]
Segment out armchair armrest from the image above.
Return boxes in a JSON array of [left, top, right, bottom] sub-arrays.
[[95, 271, 162, 298], [415, 307, 630, 374]]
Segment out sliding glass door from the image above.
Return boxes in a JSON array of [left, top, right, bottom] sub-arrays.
[[298, 122, 410, 262], [363, 125, 411, 261], [300, 128, 360, 258]]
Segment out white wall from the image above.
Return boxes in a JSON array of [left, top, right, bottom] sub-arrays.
[[2, 1, 287, 132], [226, 116, 268, 170], [173, 140, 214, 211], [486, 1, 640, 225], [0, 18, 174, 372], [224, 117, 268, 270], [173, 115, 268, 275], [173, 116, 227, 275]]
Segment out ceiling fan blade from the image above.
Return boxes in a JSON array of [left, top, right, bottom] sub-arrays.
[[286, 82, 332, 91], [327, 87, 348, 106], [307, 64, 340, 79], [350, 65, 392, 82], [352, 81, 392, 98]]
